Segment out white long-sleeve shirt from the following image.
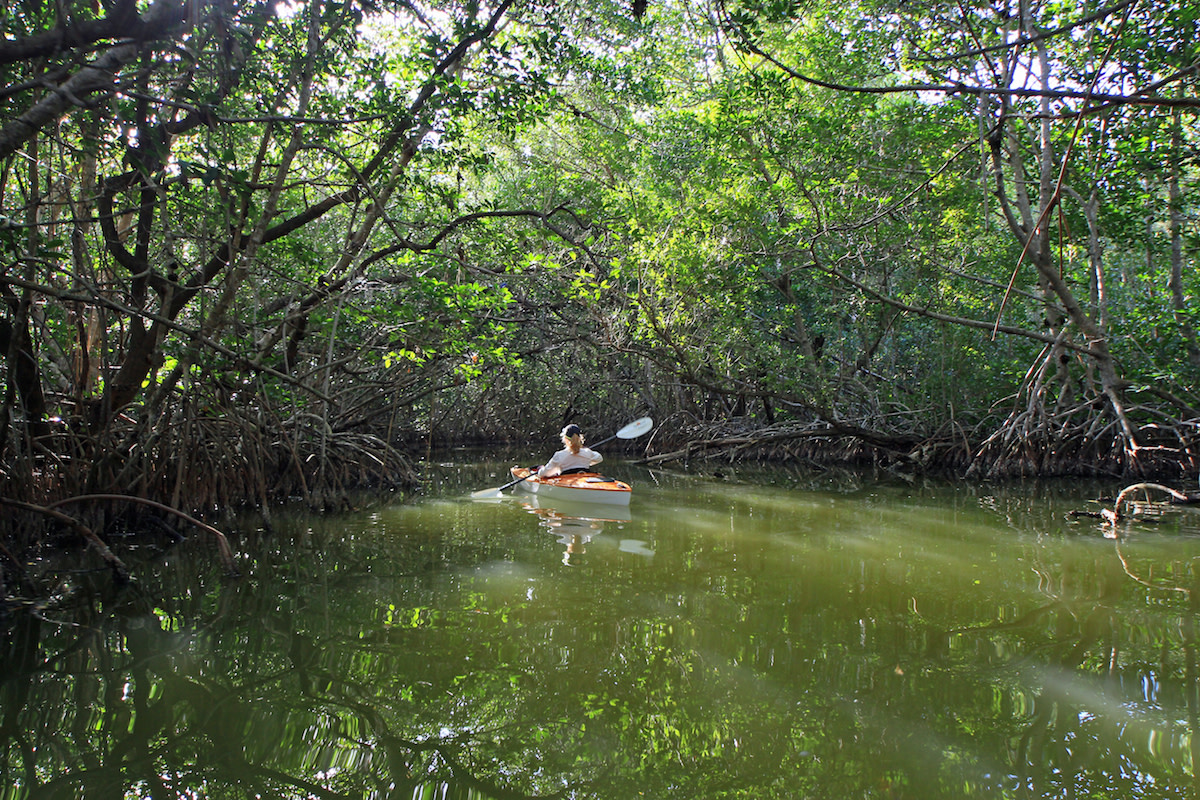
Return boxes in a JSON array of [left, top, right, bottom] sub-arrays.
[[539, 446, 603, 477]]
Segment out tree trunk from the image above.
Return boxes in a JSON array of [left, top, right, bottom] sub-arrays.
[[983, 0, 1140, 461], [1168, 106, 1200, 366]]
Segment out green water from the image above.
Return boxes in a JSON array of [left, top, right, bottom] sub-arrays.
[[4, 461, 1200, 799]]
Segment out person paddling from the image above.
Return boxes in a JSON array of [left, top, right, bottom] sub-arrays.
[[535, 424, 603, 478]]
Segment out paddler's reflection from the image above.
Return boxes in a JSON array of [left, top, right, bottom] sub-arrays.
[[561, 533, 588, 565], [541, 513, 603, 565]]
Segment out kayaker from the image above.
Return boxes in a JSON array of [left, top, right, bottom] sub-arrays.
[[534, 423, 603, 478]]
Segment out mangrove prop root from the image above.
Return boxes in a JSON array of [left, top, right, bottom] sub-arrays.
[[45, 494, 240, 577]]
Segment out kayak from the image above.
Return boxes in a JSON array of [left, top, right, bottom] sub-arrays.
[[509, 467, 633, 506], [509, 468, 633, 506]]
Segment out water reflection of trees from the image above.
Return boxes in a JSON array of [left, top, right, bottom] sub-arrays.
[[5, 508, 1200, 799], [1, 527, 786, 798], [1, 535, 587, 799], [941, 543, 1200, 799]]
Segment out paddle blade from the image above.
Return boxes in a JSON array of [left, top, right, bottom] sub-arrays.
[[470, 487, 505, 499], [616, 416, 653, 439]]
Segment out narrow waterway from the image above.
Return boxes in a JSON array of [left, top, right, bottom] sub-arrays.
[[3, 460, 1199, 799]]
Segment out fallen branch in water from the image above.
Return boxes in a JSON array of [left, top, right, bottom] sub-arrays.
[[45, 494, 239, 577], [1101, 482, 1192, 528], [0, 497, 130, 582]]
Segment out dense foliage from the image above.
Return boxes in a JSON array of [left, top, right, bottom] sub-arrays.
[[0, 0, 1197, 542]]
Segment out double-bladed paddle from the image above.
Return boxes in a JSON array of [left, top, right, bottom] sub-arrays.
[[470, 416, 653, 499]]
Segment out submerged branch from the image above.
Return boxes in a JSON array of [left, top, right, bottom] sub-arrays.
[[45, 494, 239, 576], [1102, 482, 1195, 529], [0, 498, 130, 581]]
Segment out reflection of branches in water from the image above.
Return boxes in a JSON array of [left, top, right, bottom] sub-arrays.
[[941, 549, 1172, 795], [0, 517, 608, 800], [1186, 569, 1200, 799], [1113, 541, 1190, 595], [0, 613, 41, 791], [282, 623, 580, 800], [998, 544, 1200, 797], [1110, 546, 1200, 797], [1014, 602, 1121, 795], [2, 604, 575, 799]]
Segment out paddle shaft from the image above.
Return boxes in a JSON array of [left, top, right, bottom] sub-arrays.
[[587, 430, 625, 448], [491, 469, 537, 493]]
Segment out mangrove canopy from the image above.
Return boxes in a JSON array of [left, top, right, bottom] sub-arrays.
[[1, 0, 1198, 550]]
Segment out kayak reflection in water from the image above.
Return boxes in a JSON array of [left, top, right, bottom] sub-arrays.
[[523, 496, 633, 566], [533, 424, 603, 478]]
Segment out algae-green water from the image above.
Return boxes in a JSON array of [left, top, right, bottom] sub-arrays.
[[4, 462, 1198, 799]]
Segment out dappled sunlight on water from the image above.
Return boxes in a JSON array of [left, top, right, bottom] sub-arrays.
[[4, 461, 1200, 798]]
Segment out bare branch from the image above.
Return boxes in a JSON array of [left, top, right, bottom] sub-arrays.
[[822, 262, 1102, 357], [731, 33, 1200, 111]]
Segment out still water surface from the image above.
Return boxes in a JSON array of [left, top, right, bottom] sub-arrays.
[[4, 460, 1200, 799]]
